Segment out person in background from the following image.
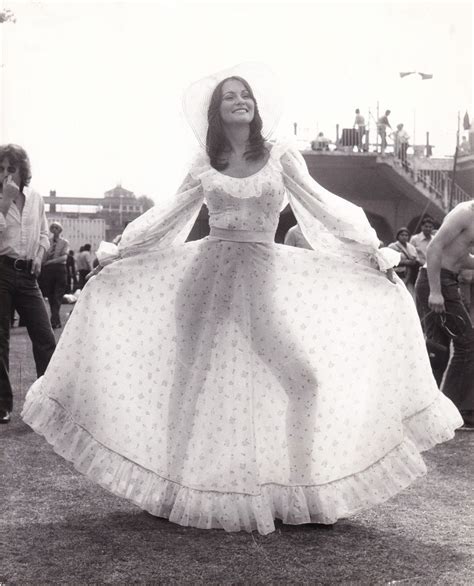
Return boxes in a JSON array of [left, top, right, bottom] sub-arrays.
[[392, 124, 410, 170], [377, 109, 391, 154], [459, 136, 470, 156], [415, 201, 474, 429], [458, 267, 474, 320], [410, 216, 435, 267], [39, 222, 69, 329], [311, 132, 330, 151], [353, 108, 366, 152], [76, 243, 92, 289], [0, 144, 56, 424], [388, 227, 419, 296], [66, 249, 78, 293]]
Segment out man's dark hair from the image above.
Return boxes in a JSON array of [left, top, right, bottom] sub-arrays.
[[421, 216, 434, 226], [0, 144, 32, 190], [83, 244, 92, 251]]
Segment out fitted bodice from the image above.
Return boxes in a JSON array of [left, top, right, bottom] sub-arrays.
[[112, 141, 394, 273], [200, 161, 286, 234]]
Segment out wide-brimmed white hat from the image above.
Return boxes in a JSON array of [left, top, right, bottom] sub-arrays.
[[182, 62, 284, 148]]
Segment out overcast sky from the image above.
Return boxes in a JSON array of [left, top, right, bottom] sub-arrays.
[[1, 0, 472, 200]]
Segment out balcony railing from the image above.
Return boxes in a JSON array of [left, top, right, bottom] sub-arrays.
[[382, 153, 471, 212]]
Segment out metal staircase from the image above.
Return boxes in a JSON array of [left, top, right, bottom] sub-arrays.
[[379, 155, 471, 213]]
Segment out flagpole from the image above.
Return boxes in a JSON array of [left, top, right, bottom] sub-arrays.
[[449, 111, 462, 212], [376, 101, 379, 153], [399, 71, 433, 155], [457, 111, 460, 147]]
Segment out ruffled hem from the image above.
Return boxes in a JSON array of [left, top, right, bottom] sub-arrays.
[[21, 381, 462, 535]]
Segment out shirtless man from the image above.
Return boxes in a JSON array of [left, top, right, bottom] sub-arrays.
[[415, 201, 474, 428]]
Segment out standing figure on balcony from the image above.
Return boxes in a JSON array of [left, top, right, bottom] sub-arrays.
[[353, 108, 366, 152], [459, 136, 471, 156], [377, 109, 392, 155], [392, 124, 410, 170]]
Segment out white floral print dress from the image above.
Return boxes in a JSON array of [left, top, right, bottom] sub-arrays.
[[22, 141, 462, 535]]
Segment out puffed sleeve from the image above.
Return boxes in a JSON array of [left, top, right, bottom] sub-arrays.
[[277, 142, 400, 271], [96, 172, 204, 266]]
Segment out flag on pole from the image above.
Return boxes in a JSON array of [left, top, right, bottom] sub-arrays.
[[463, 111, 471, 130], [399, 71, 433, 80]]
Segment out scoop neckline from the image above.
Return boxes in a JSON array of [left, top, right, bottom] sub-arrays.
[[212, 146, 274, 180]]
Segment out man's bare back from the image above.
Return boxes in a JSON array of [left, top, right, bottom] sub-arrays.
[[427, 201, 474, 312]]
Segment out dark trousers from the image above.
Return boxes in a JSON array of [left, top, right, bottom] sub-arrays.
[[78, 269, 89, 290], [39, 264, 67, 327], [66, 268, 78, 294], [357, 126, 366, 151], [0, 264, 56, 410], [399, 143, 408, 169], [415, 267, 474, 412]]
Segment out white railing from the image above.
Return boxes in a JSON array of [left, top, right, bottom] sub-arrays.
[[385, 155, 471, 211]]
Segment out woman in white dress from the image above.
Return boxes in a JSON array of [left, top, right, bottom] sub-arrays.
[[22, 64, 462, 535]]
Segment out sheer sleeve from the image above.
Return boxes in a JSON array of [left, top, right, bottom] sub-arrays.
[[96, 173, 204, 266], [277, 143, 400, 271]]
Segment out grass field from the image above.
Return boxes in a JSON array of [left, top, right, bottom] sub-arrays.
[[1, 306, 473, 585]]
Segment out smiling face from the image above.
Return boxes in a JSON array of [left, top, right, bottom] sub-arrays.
[[219, 79, 255, 127], [422, 221, 434, 236]]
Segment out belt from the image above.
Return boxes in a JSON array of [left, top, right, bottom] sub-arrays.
[[0, 255, 34, 273], [209, 227, 274, 244], [420, 266, 459, 279]]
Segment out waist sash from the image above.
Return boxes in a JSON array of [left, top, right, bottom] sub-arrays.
[[209, 227, 274, 244]]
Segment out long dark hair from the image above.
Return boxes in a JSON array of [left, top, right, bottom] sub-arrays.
[[206, 76, 267, 171], [0, 144, 32, 190]]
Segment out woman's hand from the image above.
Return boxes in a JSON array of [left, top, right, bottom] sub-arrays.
[[85, 265, 103, 281], [385, 268, 397, 284]]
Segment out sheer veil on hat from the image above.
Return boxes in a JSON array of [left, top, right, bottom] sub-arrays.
[[182, 62, 284, 149]]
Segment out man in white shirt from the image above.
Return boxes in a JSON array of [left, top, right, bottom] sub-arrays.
[[39, 221, 69, 329], [353, 108, 366, 152], [410, 216, 435, 266], [377, 109, 392, 154], [0, 144, 56, 424], [393, 123, 410, 169]]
